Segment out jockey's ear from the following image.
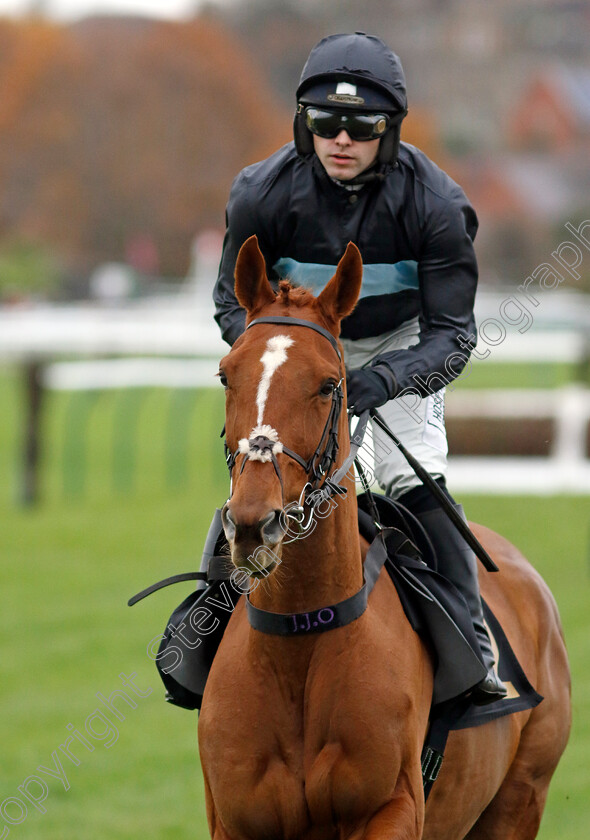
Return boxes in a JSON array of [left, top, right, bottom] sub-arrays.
[[234, 236, 276, 314], [317, 242, 363, 326]]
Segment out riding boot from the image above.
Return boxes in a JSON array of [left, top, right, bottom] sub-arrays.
[[197, 508, 226, 591], [417, 504, 508, 706]]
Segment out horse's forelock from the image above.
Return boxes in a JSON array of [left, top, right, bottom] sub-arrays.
[[277, 280, 316, 308]]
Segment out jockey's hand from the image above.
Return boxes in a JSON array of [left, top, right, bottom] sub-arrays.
[[346, 366, 393, 415]]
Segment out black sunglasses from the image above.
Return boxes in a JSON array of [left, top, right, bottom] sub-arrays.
[[305, 107, 389, 141]]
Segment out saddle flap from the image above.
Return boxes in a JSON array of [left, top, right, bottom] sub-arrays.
[[387, 558, 487, 704], [156, 580, 240, 710]]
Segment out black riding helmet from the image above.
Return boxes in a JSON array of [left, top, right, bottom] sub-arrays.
[[294, 32, 408, 172]]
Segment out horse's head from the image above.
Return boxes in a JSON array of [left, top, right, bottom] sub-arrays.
[[219, 235, 363, 575]]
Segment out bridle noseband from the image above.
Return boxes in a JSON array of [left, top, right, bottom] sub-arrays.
[[223, 315, 359, 531]]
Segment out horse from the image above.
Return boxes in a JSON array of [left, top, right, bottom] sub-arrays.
[[197, 235, 571, 840]]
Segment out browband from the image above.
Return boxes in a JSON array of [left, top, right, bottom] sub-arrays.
[[246, 316, 341, 360]]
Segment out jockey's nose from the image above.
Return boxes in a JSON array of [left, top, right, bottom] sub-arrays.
[[335, 128, 352, 145]]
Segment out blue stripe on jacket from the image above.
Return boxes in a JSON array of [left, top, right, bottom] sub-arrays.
[[273, 258, 419, 298]]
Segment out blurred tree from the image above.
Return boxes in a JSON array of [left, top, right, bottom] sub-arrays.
[[0, 17, 291, 280], [400, 105, 442, 164]]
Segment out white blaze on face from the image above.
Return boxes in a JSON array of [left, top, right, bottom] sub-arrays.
[[237, 334, 294, 462], [256, 334, 294, 426]]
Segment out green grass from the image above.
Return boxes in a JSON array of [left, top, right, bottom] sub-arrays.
[[0, 366, 588, 838], [452, 359, 581, 390], [463, 496, 589, 839], [0, 368, 226, 839]]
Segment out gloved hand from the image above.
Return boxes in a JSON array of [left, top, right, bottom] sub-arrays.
[[346, 366, 394, 415]]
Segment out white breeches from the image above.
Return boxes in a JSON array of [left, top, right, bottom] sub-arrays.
[[341, 318, 448, 499]]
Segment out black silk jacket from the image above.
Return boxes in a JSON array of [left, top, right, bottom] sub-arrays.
[[213, 141, 479, 397]]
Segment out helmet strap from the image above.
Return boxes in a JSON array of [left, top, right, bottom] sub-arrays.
[[332, 162, 388, 188], [377, 125, 400, 168]]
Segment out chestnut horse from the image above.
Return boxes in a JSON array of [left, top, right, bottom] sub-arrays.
[[198, 236, 571, 840]]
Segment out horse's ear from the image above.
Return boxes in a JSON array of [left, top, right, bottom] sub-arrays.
[[234, 235, 276, 314], [316, 242, 363, 324]]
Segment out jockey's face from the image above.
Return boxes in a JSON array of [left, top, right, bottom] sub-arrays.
[[313, 130, 380, 181]]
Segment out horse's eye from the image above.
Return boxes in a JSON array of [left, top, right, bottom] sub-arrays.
[[319, 380, 336, 397], [218, 371, 228, 388]]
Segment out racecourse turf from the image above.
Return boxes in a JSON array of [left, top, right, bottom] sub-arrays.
[[0, 367, 587, 839]]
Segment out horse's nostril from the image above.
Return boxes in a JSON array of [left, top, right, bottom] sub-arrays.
[[223, 506, 283, 547], [259, 509, 285, 546]]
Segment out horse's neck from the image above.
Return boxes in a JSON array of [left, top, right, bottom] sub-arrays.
[[250, 488, 363, 615]]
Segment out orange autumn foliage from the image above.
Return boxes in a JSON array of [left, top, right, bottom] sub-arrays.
[[0, 16, 291, 276]]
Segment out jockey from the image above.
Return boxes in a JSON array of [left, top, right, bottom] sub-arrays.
[[213, 32, 506, 705]]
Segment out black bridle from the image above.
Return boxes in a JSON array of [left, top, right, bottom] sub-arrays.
[[223, 316, 364, 529]]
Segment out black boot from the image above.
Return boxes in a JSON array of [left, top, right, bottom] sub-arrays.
[[417, 504, 508, 706], [196, 508, 226, 591]]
